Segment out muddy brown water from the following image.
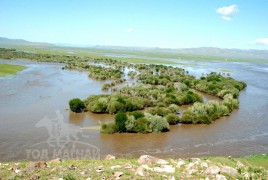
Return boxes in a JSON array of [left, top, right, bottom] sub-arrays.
[[0, 59, 267, 161]]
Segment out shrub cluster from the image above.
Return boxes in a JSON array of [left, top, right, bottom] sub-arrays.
[[181, 101, 230, 124], [100, 123, 117, 134], [147, 106, 171, 116], [194, 72, 246, 98], [101, 111, 170, 134], [166, 113, 180, 125], [84, 94, 145, 114], [85, 84, 202, 115], [146, 104, 181, 125], [88, 65, 123, 80], [69, 98, 85, 113], [222, 94, 239, 111], [102, 78, 125, 91], [180, 72, 246, 124], [127, 71, 137, 79], [125, 112, 170, 133], [119, 84, 202, 107]]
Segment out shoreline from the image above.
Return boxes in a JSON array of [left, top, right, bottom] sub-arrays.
[[0, 63, 26, 77]]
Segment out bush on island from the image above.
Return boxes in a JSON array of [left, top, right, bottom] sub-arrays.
[[129, 111, 145, 119], [166, 113, 180, 125], [115, 111, 128, 132], [168, 104, 180, 113], [101, 123, 118, 134], [69, 98, 85, 113]]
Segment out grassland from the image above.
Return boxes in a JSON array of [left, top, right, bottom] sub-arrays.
[[1, 43, 267, 64], [0, 63, 26, 77], [0, 154, 267, 179]]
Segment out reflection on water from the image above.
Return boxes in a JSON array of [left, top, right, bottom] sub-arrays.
[[0, 59, 268, 161]]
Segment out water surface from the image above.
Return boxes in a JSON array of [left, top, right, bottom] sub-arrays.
[[0, 59, 267, 161]]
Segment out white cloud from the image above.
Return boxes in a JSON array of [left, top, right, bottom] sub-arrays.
[[249, 38, 268, 46], [217, 5, 239, 21], [126, 27, 133, 33]]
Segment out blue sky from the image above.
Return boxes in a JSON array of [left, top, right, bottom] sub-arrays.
[[0, 0, 267, 49]]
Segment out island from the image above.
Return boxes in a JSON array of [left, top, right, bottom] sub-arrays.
[[0, 48, 247, 134]]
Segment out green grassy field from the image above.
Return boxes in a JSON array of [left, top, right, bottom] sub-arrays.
[[238, 154, 268, 169], [1, 44, 267, 64], [0, 63, 26, 77], [0, 154, 267, 179]]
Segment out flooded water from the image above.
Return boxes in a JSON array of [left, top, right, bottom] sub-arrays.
[[0, 59, 267, 161]]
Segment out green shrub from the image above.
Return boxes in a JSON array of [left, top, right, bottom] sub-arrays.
[[90, 101, 107, 113], [125, 115, 136, 132], [102, 83, 110, 91], [69, 98, 85, 113], [181, 110, 196, 124], [150, 118, 170, 132], [166, 113, 180, 125], [85, 94, 145, 114], [115, 111, 128, 132], [108, 101, 125, 114], [129, 111, 144, 119], [181, 101, 230, 124], [125, 98, 144, 111], [197, 114, 211, 124], [194, 72, 247, 99], [125, 113, 170, 133], [183, 90, 203, 104], [168, 104, 179, 113], [125, 101, 136, 111], [147, 107, 171, 116], [117, 97, 126, 104], [88, 65, 123, 80], [156, 101, 166, 107], [101, 123, 117, 134], [135, 117, 151, 133], [145, 113, 170, 132], [222, 94, 239, 111], [84, 94, 109, 111]]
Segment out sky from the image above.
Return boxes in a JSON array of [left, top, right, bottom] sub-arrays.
[[0, 0, 268, 49]]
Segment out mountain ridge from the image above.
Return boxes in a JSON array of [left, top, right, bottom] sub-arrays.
[[0, 37, 54, 46], [0, 37, 267, 61]]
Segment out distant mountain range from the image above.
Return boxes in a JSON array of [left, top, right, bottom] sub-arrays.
[[0, 37, 54, 47], [155, 47, 268, 61], [0, 37, 267, 61], [92, 46, 268, 61]]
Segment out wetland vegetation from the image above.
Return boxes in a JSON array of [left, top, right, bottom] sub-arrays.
[[0, 48, 247, 133], [0, 63, 26, 77]]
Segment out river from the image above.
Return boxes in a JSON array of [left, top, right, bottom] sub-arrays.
[[0, 59, 267, 161]]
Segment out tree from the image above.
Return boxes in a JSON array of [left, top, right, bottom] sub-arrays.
[[69, 98, 85, 113]]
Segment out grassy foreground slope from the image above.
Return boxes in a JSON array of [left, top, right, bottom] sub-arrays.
[[0, 63, 26, 77], [0, 154, 267, 179]]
